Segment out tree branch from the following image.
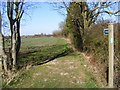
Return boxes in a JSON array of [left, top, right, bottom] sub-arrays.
[[88, 2, 114, 14], [94, 10, 120, 16], [62, 0, 70, 13]]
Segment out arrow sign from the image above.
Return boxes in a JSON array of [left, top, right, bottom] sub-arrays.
[[104, 29, 109, 35]]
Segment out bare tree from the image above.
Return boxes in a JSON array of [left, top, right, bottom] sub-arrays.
[[0, 2, 8, 72], [7, 0, 24, 69], [62, 1, 120, 35], [54, 1, 119, 51], [15, 1, 24, 56]]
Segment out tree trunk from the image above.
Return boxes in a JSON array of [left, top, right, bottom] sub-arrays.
[[0, 9, 8, 72], [11, 25, 17, 69], [0, 34, 8, 72], [16, 21, 21, 56], [0, 7, 2, 72], [9, 21, 17, 69], [0, 56, 1, 88]]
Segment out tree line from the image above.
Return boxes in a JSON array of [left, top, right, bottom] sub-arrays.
[[53, 1, 120, 88]]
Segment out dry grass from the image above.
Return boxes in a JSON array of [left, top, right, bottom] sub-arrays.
[[5, 53, 99, 88]]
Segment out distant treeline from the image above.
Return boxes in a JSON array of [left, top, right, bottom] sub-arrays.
[[21, 34, 54, 38]]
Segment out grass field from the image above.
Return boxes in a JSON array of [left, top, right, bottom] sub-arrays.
[[17, 37, 71, 68], [4, 36, 100, 88], [21, 37, 67, 49]]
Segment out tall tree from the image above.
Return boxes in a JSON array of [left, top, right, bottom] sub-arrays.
[[61, 1, 120, 50], [0, 2, 8, 72], [7, 0, 24, 69], [15, 1, 24, 56], [63, 1, 120, 34], [65, 2, 83, 51]]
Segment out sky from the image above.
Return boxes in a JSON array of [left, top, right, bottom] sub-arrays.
[[20, 2, 66, 35], [1, 2, 119, 36]]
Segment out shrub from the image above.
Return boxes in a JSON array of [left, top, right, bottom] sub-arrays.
[[69, 30, 83, 52], [84, 22, 119, 87]]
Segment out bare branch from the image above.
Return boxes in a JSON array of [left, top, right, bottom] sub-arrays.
[[62, 1, 70, 13], [19, 10, 24, 19], [88, 2, 115, 14], [94, 10, 120, 16], [7, 0, 11, 20]]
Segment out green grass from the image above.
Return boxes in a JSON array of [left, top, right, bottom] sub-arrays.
[[4, 36, 100, 88], [18, 44, 71, 69], [5, 52, 99, 88], [21, 37, 67, 48], [17, 37, 70, 69]]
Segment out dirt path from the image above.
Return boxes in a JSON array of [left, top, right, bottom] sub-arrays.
[[5, 37, 106, 88], [8, 52, 99, 88], [62, 38, 107, 87]]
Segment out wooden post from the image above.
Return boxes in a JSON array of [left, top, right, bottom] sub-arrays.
[[0, 1, 2, 89], [118, 23, 120, 88], [0, 56, 2, 90], [108, 23, 114, 88]]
